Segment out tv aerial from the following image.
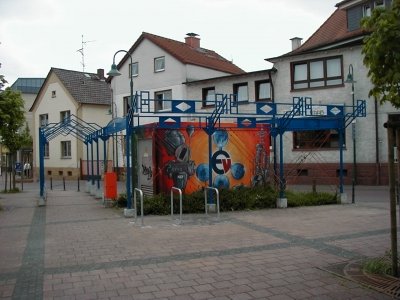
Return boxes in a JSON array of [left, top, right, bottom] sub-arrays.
[[77, 35, 95, 72]]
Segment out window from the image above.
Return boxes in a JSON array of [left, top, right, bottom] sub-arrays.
[[202, 87, 215, 107], [255, 80, 272, 101], [291, 56, 343, 90], [154, 90, 172, 111], [51, 90, 56, 98], [44, 142, 50, 157], [39, 114, 48, 127], [233, 83, 248, 103], [60, 110, 70, 122], [154, 56, 165, 72], [293, 129, 343, 150], [363, 4, 372, 16], [129, 62, 139, 77], [61, 141, 71, 158]]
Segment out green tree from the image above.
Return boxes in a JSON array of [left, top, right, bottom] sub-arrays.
[[0, 74, 7, 91], [362, 0, 400, 107], [0, 87, 26, 189]]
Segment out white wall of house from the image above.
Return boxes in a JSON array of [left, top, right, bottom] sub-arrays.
[[186, 71, 273, 118], [270, 45, 396, 166], [33, 76, 79, 170], [110, 39, 239, 120], [32, 74, 111, 176]]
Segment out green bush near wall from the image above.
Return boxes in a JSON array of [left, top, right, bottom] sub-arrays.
[[117, 185, 338, 215]]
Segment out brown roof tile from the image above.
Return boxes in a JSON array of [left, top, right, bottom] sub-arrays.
[[116, 32, 245, 76], [269, 8, 367, 59]]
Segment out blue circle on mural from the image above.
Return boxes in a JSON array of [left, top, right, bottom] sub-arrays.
[[213, 174, 230, 189], [231, 163, 245, 180], [212, 129, 229, 148], [196, 163, 209, 182]]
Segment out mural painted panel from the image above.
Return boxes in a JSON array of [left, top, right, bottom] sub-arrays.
[[152, 122, 270, 194]]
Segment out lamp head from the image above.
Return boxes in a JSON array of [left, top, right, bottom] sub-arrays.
[[107, 63, 121, 77]]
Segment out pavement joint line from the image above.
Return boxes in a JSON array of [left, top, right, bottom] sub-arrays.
[[11, 206, 46, 300], [230, 218, 366, 260], [45, 216, 122, 226], [44, 242, 293, 275]]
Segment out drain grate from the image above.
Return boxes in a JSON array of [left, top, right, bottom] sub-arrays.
[[322, 260, 400, 299]]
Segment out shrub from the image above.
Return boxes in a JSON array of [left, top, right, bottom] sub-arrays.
[[115, 185, 337, 215], [286, 190, 338, 207]]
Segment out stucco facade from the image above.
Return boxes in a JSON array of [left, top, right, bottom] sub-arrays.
[[31, 69, 111, 180]]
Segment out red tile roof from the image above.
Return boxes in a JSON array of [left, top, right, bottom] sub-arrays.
[[269, 8, 367, 60], [117, 32, 245, 75]]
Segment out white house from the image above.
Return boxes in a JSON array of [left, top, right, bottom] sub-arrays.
[[108, 32, 245, 117], [265, 0, 397, 186], [30, 68, 111, 179]]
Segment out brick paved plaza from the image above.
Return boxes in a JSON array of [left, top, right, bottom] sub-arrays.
[[0, 179, 396, 299]]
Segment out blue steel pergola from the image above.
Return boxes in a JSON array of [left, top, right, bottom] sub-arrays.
[[38, 92, 366, 205]]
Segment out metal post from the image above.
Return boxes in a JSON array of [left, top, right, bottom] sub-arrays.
[[96, 137, 100, 190], [385, 119, 399, 277], [63, 177, 65, 191], [207, 131, 213, 204], [126, 118, 132, 209], [352, 121, 356, 203], [39, 129, 45, 198], [339, 127, 344, 195], [279, 132, 285, 198]]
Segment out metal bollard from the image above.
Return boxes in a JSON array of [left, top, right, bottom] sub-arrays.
[[171, 187, 183, 225]]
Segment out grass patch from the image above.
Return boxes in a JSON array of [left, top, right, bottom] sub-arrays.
[[363, 251, 399, 276], [116, 185, 337, 215]]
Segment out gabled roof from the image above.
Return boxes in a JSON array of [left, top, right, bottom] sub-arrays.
[[52, 68, 111, 105], [112, 32, 244, 78], [267, 8, 367, 61], [30, 68, 111, 112]]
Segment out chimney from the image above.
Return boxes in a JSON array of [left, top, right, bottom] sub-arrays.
[[290, 37, 303, 50], [97, 68, 105, 80], [185, 33, 200, 48]]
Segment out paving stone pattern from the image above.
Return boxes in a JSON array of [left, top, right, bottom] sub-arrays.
[[0, 181, 396, 299]]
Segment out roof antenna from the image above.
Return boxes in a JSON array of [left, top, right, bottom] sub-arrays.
[[77, 34, 95, 72]]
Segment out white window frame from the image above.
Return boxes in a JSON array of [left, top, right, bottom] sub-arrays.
[[60, 110, 70, 122], [39, 114, 48, 127], [255, 80, 272, 101], [129, 62, 139, 77], [154, 56, 165, 72]]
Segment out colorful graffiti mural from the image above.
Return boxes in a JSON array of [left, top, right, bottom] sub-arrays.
[[138, 122, 271, 194]]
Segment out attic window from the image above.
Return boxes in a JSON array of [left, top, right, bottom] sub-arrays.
[[51, 90, 56, 98]]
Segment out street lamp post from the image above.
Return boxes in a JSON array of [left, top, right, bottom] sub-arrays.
[[107, 50, 136, 217], [345, 64, 357, 204]]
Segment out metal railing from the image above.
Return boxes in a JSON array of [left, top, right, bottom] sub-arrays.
[[204, 187, 220, 220], [134, 188, 144, 226], [171, 187, 183, 225]]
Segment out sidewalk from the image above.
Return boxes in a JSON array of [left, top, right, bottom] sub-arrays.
[[0, 179, 397, 299]]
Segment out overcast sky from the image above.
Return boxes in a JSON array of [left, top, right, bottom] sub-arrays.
[[0, 0, 339, 87]]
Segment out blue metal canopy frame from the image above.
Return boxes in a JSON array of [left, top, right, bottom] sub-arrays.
[[38, 92, 367, 205]]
